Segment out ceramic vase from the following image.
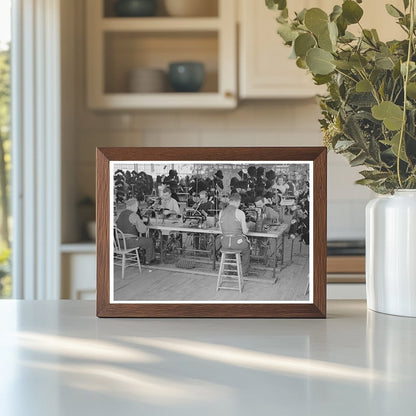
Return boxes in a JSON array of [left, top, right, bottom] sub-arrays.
[[366, 190, 416, 317]]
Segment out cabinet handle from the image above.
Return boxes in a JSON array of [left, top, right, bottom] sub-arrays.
[[224, 91, 234, 99]]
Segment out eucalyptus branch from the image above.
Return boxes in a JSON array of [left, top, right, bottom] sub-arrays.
[[390, 79, 398, 101], [334, 68, 359, 84], [393, 85, 404, 103], [397, 0, 415, 188], [358, 69, 381, 104]]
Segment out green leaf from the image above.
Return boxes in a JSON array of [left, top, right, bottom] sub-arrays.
[[378, 78, 386, 100], [306, 48, 335, 75], [369, 136, 382, 163], [342, 0, 363, 24], [355, 178, 378, 186], [304, 8, 329, 35], [375, 55, 395, 70], [339, 31, 356, 43], [313, 74, 332, 85], [385, 4, 404, 18], [362, 29, 376, 46], [407, 82, 416, 99], [277, 23, 298, 43], [372, 101, 404, 131], [296, 57, 308, 69], [356, 79, 372, 92], [350, 152, 367, 167], [333, 60, 352, 70], [336, 15, 348, 36], [266, 0, 287, 11], [294, 33, 316, 58], [318, 27, 334, 52], [334, 140, 355, 151], [384, 132, 409, 162], [401, 61, 416, 76], [328, 21, 338, 44], [359, 170, 391, 180], [350, 54, 368, 70], [296, 8, 307, 23], [330, 5, 342, 22], [344, 114, 367, 147], [403, 0, 410, 10], [371, 29, 380, 42]]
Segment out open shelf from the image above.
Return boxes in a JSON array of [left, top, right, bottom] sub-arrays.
[[90, 92, 235, 109], [101, 17, 221, 32], [104, 31, 218, 94], [87, 0, 236, 109]]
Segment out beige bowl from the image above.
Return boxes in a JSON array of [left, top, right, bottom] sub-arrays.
[[128, 68, 167, 93], [164, 0, 218, 17]]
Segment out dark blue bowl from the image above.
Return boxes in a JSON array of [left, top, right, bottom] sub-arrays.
[[168, 62, 205, 93], [114, 0, 157, 17]]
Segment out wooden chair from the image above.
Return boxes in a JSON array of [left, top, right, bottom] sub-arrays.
[[216, 249, 244, 293], [113, 226, 142, 280]]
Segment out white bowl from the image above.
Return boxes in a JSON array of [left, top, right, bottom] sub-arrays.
[[128, 68, 167, 93], [164, 0, 218, 17]]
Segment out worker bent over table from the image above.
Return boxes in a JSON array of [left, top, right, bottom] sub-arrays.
[[218, 192, 250, 276]]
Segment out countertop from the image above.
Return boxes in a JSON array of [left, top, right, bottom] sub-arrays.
[[0, 300, 415, 415]]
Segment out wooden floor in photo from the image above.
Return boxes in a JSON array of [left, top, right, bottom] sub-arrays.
[[113, 237, 310, 302]]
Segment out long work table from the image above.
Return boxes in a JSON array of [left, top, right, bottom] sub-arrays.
[[147, 220, 289, 282]]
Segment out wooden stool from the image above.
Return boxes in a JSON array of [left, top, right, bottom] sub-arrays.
[[216, 249, 244, 293]]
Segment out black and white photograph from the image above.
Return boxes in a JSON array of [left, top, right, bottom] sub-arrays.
[[110, 160, 312, 303]]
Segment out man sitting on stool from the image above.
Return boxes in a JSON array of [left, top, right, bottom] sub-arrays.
[[218, 192, 250, 276], [116, 198, 155, 265]]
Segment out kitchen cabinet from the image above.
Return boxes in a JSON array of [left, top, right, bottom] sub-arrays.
[[239, 0, 325, 99], [61, 245, 96, 300], [238, 0, 404, 99], [86, 0, 237, 109]]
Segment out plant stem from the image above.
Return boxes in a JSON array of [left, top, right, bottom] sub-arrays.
[[334, 68, 358, 84], [397, 0, 415, 188]]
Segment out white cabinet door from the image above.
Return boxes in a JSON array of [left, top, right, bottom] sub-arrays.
[[239, 0, 326, 99], [62, 253, 96, 300], [238, 0, 403, 99]]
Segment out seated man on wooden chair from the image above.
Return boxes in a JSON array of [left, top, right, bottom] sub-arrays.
[[218, 192, 250, 276], [116, 198, 155, 265]]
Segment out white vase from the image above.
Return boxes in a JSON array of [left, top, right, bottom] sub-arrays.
[[366, 190, 416, 317]]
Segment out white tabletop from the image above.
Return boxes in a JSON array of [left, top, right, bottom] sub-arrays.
[[0, 300, 415, 416]]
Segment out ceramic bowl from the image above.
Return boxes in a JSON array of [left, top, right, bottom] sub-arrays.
[[168, 61, 205, 92], [114, 0, 158, 17], [128, 68, 167, 93]]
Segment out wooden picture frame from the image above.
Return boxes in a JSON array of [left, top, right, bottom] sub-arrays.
[[96, 147, 327, 318]]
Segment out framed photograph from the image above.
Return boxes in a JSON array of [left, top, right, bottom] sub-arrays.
[[96, 147, 326, 317]]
